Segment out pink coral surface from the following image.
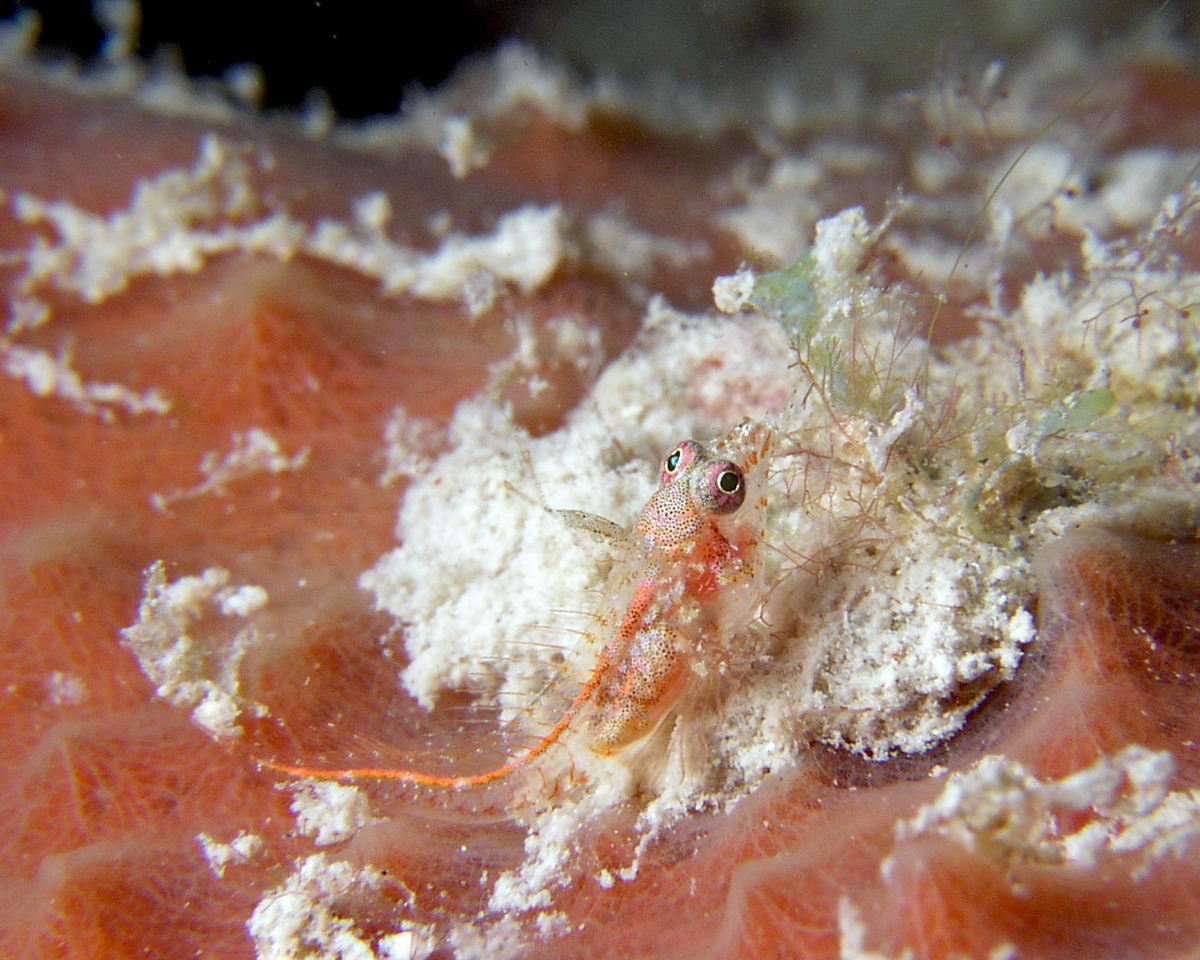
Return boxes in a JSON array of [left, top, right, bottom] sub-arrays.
[[2, 47, 1200, 960]]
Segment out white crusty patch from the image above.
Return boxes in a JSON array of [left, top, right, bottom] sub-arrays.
[[711, 266, 757, 314], [437, 115, 489, 179], [894, 746, 1199, 877], [4, 137, 568, 411], [197, 830, 264, 878], [248, 855, 436, 960], [306, 203, 565, 317], [378, 407, 444, 486], [287, 780, 377, 847], [3, 343, 171, 420], [12, 135, 563, 314], [120, 561, 270, 738], [151, 428, 310, 511], [12, 135, 300, 303]]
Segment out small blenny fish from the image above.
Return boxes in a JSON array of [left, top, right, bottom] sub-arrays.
[[262, 419, 773, 789]]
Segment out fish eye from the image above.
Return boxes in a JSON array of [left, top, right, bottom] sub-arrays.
[[706, 462, 745, 513], [716, 469, 741, 495], [660, 441, 700, 484]]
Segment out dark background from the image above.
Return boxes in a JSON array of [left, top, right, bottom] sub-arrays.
[[1, 0, 1198, 119]]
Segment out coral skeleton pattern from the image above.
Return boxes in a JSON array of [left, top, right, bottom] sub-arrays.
[[3, 5, 1200, 960]]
